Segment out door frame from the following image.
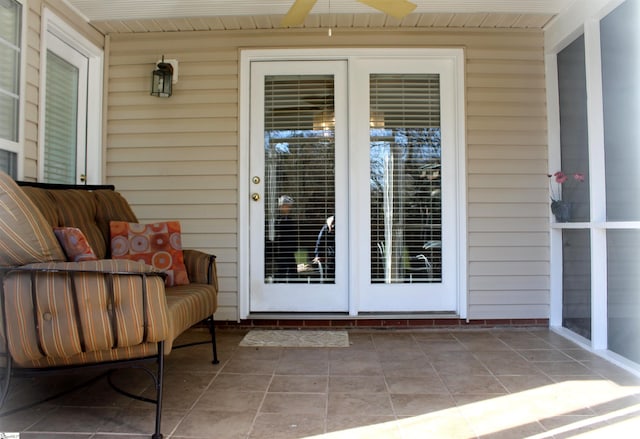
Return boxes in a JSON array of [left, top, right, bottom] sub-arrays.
[[38, 8, 103, 184], [239, 48, 467, 320]]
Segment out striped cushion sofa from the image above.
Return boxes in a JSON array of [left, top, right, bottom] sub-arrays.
[[0, 171, 218, 439]]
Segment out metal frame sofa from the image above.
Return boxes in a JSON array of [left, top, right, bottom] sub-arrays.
[[0, 171, 218, 439]]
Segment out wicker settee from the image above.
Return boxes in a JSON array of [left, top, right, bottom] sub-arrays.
[[0, 171, 218, 439]]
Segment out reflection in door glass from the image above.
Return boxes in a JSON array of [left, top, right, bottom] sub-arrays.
[[263, 75, 336, 284], [370, 74, 442, 284]]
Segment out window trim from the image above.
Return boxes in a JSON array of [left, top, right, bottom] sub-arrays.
[[38, 8, 103, 184], [0, 0, 26, 179]]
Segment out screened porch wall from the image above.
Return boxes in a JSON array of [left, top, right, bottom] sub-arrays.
[[106, 28, 548, 322]]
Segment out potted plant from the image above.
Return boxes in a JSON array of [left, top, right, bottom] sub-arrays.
[[549, 171, 585, 222]]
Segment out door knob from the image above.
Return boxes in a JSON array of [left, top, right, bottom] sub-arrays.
[[252, 193, 260, 201]]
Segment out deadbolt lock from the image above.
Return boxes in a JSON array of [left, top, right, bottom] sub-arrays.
[[252, 176, 261, 184]]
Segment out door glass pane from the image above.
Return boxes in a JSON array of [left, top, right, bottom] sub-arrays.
[[44, 50, 79, 184], [601, 0, 640, 221], [556, 35, 590, 222], [370, 74, 441, 284], [562, 230, 591, 339], [607, 230, 640, 363], [263, 75, 336, 283]]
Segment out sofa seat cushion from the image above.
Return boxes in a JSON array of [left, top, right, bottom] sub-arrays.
[[0, 172, 66, 266], [47, 189, 107, 258], [164, 283, 217, 351]]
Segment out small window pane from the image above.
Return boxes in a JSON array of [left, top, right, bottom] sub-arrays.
[[562, 230, 591, 340], [0, 43, 19, 94], [601, 0, 640, 221], [0, 148, 17, 178], [607, 230, 640, 364], [556, 35, 590, 222], [0, 93, 18, 141], [0, 0, 21, 45]]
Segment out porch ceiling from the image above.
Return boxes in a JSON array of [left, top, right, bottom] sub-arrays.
[[65, 0, 576, 34]]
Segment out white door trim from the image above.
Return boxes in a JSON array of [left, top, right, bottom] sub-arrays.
[[38, 8, 103, 184], [239, 48, 467, 321]]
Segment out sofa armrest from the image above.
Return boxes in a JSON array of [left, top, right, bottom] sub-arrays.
[[183, 249, 218, 291], [1, 260, 170, 365]]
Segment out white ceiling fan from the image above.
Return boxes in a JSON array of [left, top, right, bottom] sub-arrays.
[[281, 0, 418, 26]]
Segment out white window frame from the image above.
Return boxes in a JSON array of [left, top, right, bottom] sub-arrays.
[[38, 8, 103, 184], [545, 0, 640, 374], [238, 48, 467, 321], [0, 0, 26, 179]]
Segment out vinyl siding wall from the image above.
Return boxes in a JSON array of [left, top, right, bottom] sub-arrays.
[[22, 0, 104, 179], [105, 28, 548, 321]]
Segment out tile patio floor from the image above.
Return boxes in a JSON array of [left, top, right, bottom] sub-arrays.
[[1, 327, 639, 438]]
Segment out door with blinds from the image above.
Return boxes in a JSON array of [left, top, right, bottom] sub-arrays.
[[42, 33, 88, 184], [248, 55, 460, 313], [249, 61, 349, 312]]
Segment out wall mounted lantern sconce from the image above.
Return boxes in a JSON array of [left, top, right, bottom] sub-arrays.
[[151, 56, 178, 97]]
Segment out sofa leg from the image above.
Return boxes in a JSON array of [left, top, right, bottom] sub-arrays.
[[206, 315, 220, 364], [152, 341, 165, 439], [0, 352, 12, 409]]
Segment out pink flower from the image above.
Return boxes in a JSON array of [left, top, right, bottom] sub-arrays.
[[554, 171, 568, 184], [548, 170, 586, 202]]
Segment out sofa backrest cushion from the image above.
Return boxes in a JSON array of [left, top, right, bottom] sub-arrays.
[[20, 186, 59, 226], [0, 172, 66, 266], [47, 189, 107, 259], [94, 189, 138, 256]]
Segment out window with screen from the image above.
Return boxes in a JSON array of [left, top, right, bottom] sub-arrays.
[[0, 0, 21, 178]]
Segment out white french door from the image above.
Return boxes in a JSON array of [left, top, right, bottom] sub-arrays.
[[42, 33, 88, 184], [38, 9, 103, 185], [243, 49, 465, 316], [249, 61, 350, 312]]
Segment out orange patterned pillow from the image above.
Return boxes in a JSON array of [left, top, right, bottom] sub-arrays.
[[54, 227, 99, 262], [109, 220, 189, 287]]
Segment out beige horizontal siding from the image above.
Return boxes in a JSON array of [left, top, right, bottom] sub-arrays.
[[107, 27, 548, 321]]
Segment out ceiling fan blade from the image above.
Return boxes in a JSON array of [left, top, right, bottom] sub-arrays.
[[281, 0, 319, 26], [357, 0, 417, 19]]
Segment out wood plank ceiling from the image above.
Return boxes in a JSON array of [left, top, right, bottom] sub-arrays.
[[65, 0, 576, 34]]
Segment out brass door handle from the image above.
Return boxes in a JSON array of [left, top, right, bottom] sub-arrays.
[[252, 193, 260, 201]]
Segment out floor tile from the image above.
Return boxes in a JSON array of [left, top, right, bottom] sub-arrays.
[[249, 413, 325, 439], [327, 392, 394, 416], [3, 328, 640, 439]]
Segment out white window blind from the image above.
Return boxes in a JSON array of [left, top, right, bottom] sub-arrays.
[[0, 0, 21, 178], [263, 75, 336, 283], [43, 50, 79, 184], [369, 74, 442, 284]]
